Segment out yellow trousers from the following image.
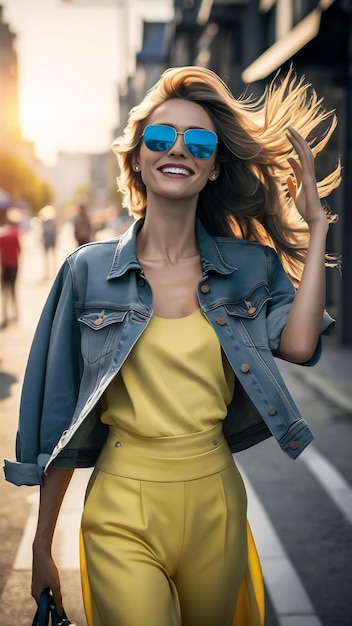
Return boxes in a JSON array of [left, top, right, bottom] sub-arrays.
[[80, 424, 264, 626]]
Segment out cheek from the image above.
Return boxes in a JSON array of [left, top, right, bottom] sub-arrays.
[[200, 162, 217, 181], [138, 150, 159, 178], [139, 162, 158, 190], [139, 144, 154, 164]]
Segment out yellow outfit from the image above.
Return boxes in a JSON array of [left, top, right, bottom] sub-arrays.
[[80, 309, 264, 626]]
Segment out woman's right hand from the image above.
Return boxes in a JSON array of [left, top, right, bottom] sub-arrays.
[[32, 548, 63, 616]]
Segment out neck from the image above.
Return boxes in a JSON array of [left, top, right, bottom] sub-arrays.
[[137, 199, 199, 263]]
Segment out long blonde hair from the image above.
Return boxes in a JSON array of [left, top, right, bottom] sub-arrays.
[[112, 66, 341, 284]]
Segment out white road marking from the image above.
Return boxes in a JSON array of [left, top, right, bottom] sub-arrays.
[[238, 462, 324, 626], [298, 444, 352, 525]]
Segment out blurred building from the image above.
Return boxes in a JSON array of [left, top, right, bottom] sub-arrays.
[[0, 5, 35, 161], [0, 5, 21, 151]]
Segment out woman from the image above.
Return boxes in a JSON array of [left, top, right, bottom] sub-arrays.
[[4, 66, 341, 626]]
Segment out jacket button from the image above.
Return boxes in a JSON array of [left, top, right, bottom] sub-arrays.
[[216, 316, 226, 326], [200, 284, 210, 294], [289, 440, 299, 449], [240, 363, 250, 373], [267, 406, 277, 416], [138, 278, 145, 287]]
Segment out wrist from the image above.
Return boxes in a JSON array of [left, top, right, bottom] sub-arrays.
[[308, 214, 329, 235], [33, 536, 52, 555]]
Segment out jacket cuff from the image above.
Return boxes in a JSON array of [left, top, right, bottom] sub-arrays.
[[3, 453, 50, 486], [320, 309, 335, 336], [279, 420, 315, 459]]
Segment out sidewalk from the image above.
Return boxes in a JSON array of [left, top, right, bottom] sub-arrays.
[[0, 224, 87, 626]]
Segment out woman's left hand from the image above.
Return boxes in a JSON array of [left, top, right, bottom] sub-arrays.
[[286, 126, 326, 228]]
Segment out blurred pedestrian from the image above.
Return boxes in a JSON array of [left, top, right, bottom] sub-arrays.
[[108, 206, 133, 236], [72, 201, 92, 247], [39, 205, 58, 280], [4, 66, 341, 626], [0, 207, 22, 328]]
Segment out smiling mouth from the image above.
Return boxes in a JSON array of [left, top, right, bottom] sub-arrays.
[[159, 166, 192, 176]]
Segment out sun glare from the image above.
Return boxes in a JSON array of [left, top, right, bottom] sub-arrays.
[[19, 67, 69, 164], [19, 63, 118, 166]]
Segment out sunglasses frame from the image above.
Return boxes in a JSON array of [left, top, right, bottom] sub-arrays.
[[141, 124, 218, 160]]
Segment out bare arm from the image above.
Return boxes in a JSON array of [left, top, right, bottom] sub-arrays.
[[279, 127, 329, 363], [32, 467, 74, 616]]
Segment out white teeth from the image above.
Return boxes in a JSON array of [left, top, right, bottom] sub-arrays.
[[160, 166, 191, 176]]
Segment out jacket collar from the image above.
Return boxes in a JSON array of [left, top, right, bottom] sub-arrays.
[[107, 218, 237, 280]]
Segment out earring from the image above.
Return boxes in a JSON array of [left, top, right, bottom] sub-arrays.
[[134, 165, 139, 171], [212, 174, 217, 179]]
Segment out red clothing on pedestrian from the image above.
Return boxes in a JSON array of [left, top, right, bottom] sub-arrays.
[[0, 225, 21, 267]]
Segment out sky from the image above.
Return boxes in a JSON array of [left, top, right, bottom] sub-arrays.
[[3, 0, 174, 165]]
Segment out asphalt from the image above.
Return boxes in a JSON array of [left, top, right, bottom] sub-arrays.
[[278, 332, 352, 416], [0, 224, 351, 626]]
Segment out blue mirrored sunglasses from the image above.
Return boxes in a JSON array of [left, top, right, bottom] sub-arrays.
[[142, 124, 218, 159]]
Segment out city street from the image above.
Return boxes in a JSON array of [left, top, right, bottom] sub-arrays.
[[1, 226, 352, 626]]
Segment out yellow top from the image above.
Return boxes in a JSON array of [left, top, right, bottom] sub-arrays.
[[101, 308, 234, 437]]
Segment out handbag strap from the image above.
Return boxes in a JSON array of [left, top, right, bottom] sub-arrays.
[[32, 589, 50, 626], [32, 589, 72, 626]]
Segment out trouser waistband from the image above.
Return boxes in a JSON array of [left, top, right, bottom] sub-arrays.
[[96, 422, 233, 481]]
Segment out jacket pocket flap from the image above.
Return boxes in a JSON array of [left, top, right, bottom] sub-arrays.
[[79, 309, 128, 329], [225, 284, 271, 318]]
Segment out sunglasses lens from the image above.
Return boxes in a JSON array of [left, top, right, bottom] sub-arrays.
[[184, 129, 218, 159], [142, 125, 218, 159], [143, 125, 176, 152]]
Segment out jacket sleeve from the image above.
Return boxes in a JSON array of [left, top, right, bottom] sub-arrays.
[[265, 246, 335, 366], [3, 260, 83, 486]]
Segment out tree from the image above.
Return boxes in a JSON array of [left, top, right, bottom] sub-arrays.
[[0, 153, 53, 214]]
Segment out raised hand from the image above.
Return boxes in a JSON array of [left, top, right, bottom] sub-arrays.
[[286, 126, 327, 228]]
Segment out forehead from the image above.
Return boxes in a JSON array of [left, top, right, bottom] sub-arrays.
[[147, 98, 215, 131]]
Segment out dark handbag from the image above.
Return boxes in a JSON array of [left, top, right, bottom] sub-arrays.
[[32, 588, 73, 626]]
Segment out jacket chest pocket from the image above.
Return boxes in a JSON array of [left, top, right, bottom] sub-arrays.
[[79, 309, 128, 364], [224, 285, 271, 348]]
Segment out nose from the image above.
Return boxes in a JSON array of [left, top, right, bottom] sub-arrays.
[[168, 132, 187, 157]]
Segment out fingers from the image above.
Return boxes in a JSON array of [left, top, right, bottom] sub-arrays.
[[286, 127, 322, 221], [286, 126, 308, 147], [286, 126, 316, 177], [287, 157, 302, 187], [51, 582, 64, 617], [31, 557, 63, 615], [32, 586, 64, 618], [286, 127, 317, 206]]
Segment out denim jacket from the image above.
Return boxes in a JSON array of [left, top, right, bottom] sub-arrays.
[[4, 219, 334, 486]]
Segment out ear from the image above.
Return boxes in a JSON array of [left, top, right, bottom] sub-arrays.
[[209, 164, 221, 182], [131, 155, 141, 172]]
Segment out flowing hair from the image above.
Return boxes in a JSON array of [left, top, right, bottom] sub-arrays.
[[112, 66, 341, 285]]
